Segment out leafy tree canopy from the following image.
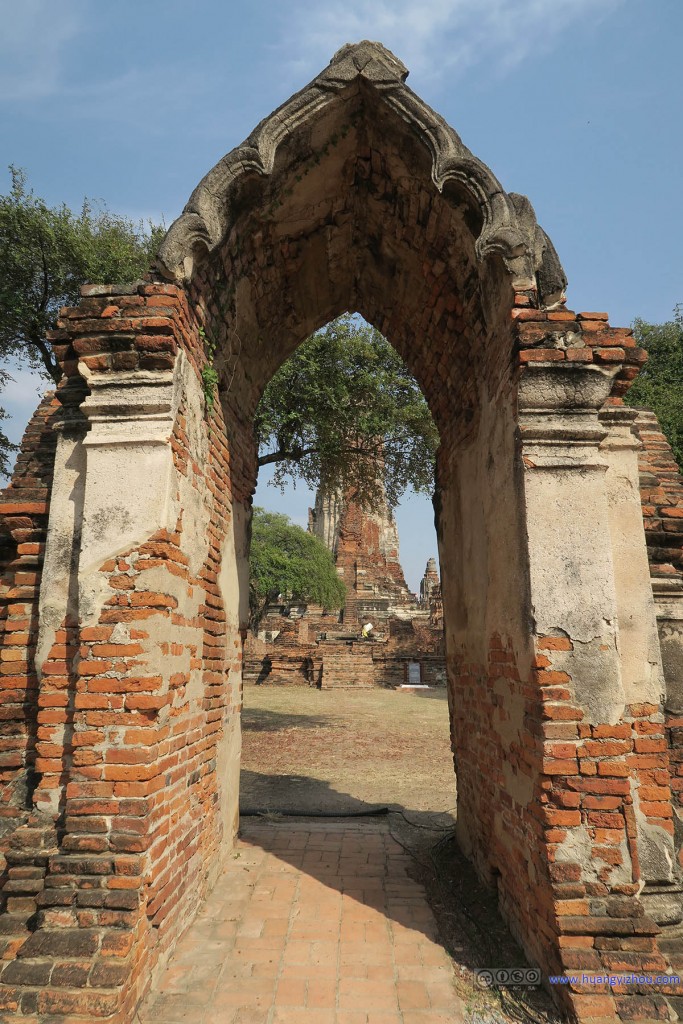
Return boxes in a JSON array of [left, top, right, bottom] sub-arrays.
[[0, 369, 16, 478], [254, 315, 439, 511], [625, 307, 683, 471], [249, 508, 346, 629], [0, 166, 164, 384]]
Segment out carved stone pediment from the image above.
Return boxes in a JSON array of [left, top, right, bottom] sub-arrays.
[[156, 40, 566, 302]]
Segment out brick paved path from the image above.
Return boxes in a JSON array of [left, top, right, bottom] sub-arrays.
[[138, 819, 467, 1024]]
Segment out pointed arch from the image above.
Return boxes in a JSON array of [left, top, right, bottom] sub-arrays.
[[157, 40, 566, 306]]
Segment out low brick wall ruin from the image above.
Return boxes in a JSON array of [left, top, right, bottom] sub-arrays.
[[244, 613, 446, 690]]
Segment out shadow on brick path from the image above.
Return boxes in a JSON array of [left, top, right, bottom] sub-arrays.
[[137, 775, 565, 1024], [139, 690, 563, 1024], [138, 816, 468, 1024]]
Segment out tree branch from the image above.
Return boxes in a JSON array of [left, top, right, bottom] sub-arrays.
[[257, 441, 385, 469], [29, 331, 61, 384], [257, 445, 316, 467]]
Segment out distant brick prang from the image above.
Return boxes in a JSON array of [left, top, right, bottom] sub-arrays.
[[330, 492, 414, 622]]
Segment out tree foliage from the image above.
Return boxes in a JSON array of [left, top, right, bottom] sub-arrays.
[[254, 315, 439, 510], [0, 166, 164, 383], [625, 307, 683, 471], [0, 369, 17, 478], [249, 508, 346, 629]]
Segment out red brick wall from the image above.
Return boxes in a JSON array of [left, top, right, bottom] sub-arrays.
[[0, 284, 246, 1021], [635, 410, 683, 576], [435, 300, 681, 1022], [0, 396, 59, 836]]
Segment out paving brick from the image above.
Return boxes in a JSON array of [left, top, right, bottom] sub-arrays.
[[138, 821, 463, 1023]]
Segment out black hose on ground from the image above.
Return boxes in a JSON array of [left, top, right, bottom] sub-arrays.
[[239, 806, 390, 818]]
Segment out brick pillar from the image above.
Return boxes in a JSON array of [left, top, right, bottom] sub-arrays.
[[0, 285, 241, 1021], [654, 577, 683, 889], [519, 360, 626, 721], [519, 361, 676, 1021], [600, 407, 683, 929], [32, 391, 88, 820]]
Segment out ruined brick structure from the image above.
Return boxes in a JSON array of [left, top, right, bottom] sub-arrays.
[[243, 607, 446, 690], [245, 487, 447, 689], [420, 557, 445, 627], [309, 483, 414, 621], [420, 556, 440, 606], [1, 40, 683, 1023]]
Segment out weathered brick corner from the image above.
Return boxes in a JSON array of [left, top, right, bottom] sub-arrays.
[[0, 39, 682, 1023]]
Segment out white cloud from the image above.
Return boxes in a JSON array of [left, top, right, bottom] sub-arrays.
[[0, 0, 86, 101], [278, 0, 622, 86]]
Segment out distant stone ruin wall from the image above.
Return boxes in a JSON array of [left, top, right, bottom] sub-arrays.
[[243, 611, 446, 689]]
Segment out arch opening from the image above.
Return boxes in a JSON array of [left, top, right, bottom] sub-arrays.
[[189, 93, 540, 956]]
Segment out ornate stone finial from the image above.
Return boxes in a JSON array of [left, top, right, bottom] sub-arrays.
[[318, 40, 409, 88]]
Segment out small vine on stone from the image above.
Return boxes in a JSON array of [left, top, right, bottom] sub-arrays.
[[198, 324, 219, 412], [201, 364, 219, 412]]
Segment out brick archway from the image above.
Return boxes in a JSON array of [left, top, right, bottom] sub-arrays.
[[1, 41, 682, 1024]]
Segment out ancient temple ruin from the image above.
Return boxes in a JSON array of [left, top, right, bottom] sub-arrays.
[[244, 483, 446, 688], [420, 556, 440, 605], [309, 483, 414, 618], [0, 40, 682, 1024]]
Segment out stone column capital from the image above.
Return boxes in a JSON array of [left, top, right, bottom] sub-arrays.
[[78, 360, 183, 449], [518, 363, 620, 468], [518, 361, 619, 413]]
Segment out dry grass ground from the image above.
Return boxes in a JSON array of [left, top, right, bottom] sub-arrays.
[[240, 685, 457, 819]]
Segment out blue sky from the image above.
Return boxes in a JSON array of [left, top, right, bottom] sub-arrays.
[[1, 0, 681, 589]]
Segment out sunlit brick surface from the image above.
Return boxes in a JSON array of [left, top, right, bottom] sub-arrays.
[[139, 820, 465, 1024]]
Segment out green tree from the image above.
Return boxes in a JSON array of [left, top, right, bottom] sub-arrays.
[[625, 307, 683, 471], [0, 167, 164, 383], [0, 167, 164, 478], [249, 508, 346, 630], [254, 315, 439, 510]]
